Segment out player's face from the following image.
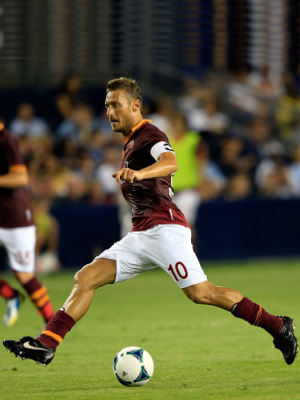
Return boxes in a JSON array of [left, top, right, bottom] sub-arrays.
[[105, 90, 137, 136]]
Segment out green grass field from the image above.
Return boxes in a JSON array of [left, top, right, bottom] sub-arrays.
[[1, 259, 300, 400]]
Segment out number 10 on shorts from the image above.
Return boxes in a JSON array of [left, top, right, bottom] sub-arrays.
[[168, 262, 188, 281]]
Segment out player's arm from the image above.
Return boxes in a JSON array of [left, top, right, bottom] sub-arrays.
[[113, 152, 178, 184], [0, 165, 29, 188], [139, 151, 178, 179]]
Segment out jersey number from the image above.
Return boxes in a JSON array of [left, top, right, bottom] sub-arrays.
[[168, 262, 188, 281], [15, 250, 31, 266]]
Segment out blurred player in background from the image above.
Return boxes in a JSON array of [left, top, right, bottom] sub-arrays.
[[3, 78, 297, 366], [0, 122, 54, 326], [169, 112, 203, 244]]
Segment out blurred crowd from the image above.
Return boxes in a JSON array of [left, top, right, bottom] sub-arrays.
[[3, 68, 300, 241]]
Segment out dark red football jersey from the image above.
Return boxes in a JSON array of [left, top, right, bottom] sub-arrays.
[[120, 120, 189, 231], [0, 127, 34, 228]]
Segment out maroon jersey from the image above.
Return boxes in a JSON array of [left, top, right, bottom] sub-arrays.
[[0, 127, 34, 228], [121, 120, 189, 231]]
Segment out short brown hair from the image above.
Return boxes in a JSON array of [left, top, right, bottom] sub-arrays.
[[106, 77, 143, 111]]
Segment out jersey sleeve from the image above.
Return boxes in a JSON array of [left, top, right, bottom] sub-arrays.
[[4, 132, 25, 170], [150, 141, 175, 161]]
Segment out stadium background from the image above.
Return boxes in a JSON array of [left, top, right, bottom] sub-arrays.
[[1, 0, 300, 269]]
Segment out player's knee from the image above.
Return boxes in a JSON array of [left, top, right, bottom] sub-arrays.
[[184, 281, 217, 305], [73, 264, 93, 291], [13, 270, 35, 285], [187, 291, 210, 305]]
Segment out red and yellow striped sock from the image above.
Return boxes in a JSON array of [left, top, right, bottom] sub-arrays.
[[38, 309, 75, 348], [0, 278, 18, 299], [22, 276, 54, 322]]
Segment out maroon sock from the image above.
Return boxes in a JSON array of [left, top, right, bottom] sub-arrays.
[[232, 297, 283, 338], [37, 309, 75, 348], [0, 279, 18, 299]]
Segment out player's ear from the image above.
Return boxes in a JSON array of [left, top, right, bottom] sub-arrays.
[[132, 99, 141, 112]]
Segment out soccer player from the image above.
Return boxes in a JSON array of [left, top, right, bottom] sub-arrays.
[[3, 78, 297, 366], [0, 122, 54, 326]]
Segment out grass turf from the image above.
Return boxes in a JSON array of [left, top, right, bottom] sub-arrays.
[[0, 259, 300, 400]]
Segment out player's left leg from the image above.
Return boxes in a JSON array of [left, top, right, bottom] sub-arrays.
[[3, 257, 117, 365], [4, 231, 146, 365], [183, 281, 298, 365]]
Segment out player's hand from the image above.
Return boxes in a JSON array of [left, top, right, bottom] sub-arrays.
[[112, 167, 143, 184]]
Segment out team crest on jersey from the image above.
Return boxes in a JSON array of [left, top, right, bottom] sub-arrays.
[[128, 140, 134, 149]]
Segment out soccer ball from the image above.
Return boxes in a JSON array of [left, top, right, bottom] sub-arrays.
[[113, 346, 154, 387]]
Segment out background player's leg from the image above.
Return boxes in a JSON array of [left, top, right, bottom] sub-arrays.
[[14, 271, 54, 323], [37, 258, 116, 349], [0, 277, 19, 299], [0, 276, 24, 326]]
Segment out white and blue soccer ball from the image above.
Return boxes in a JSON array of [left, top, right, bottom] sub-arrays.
[[113, 346, 154, 386]]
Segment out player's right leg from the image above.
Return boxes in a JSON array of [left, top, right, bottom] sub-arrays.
[[3, 258, 116, 366]]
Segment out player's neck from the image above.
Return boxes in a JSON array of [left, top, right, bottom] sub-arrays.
[[123, 116, 144, 138]]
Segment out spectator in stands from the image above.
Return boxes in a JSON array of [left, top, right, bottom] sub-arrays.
[[198, 176, 225, 203], [55, 73, 86, 121], [29, 153, 74, 201], [198, 150, 227, 203], [257, 167, 291, 198], [255, 141, 292, 198], [187, 97, 229, 134], [224, 68, 260, 120], [224, 173, 253, 201], [53, 137, 78, 169], [247, 65, 282, 101], [94, 142, 123, 204], [287, 144, 300, 196], [217, 136, 258, 178], [85, 181, 107, 205], [85, 130, 106, 164], [56, 104, 99, 145], [62, 173, 90, 204], [147, 98, 175, 135], [275, 72, 300, 142], [73, 149, 96, 179], [246, 117, 275, 159], [9, 103, 50, 139]]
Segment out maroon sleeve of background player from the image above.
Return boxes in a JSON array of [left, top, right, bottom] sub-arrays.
[[4, 130, 24, 167]]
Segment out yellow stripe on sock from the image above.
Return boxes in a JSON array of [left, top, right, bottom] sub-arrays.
[[42, 330, 63, 343], [36, 294, 50, 308], [30, 286, 47, 301]]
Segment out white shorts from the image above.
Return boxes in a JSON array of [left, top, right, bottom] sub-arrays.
[[96, 224, 207, 289], [0, 226, 36, 273]]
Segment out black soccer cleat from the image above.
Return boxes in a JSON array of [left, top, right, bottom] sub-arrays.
[[273, 316, 298, 365], [3, 336, 55, 366]]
